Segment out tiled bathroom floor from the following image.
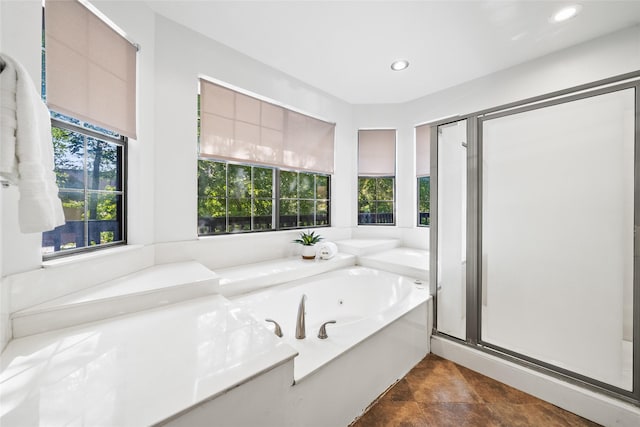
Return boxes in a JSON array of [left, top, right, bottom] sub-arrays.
[[350, 353, 601, 427]]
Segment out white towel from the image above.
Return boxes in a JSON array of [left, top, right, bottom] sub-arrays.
[[0, 55, 18, 182], [0, 53, 65, 233], [317, 241, 338, 260]]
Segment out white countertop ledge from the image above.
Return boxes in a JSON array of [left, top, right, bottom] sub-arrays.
[[216, 253, 356, 297], [17, 261, 220, 314], [41, 244, 145, 268], [0, 295, 298, 426]]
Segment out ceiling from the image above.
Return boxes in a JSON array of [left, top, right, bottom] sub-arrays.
[[145, 1, 640, 105]]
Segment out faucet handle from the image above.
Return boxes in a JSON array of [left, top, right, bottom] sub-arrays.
[[317, 320, 337, 339], [265, 319, 283, 337]]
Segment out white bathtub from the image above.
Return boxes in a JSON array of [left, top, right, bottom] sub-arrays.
[[232, 266, 430, 381], [232, 266, 430, 425]]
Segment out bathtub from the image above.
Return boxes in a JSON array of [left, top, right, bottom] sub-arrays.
[[232, 266, 430, 425], [233, 264, 430, 376]]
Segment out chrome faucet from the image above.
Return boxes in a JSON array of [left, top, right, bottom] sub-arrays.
[[265, 319, 283, 337], [296, 294, 307, 339], [317, 320, 336, 339]]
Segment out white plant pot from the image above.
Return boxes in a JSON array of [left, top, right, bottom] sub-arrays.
[[301, 245, 316, 260]]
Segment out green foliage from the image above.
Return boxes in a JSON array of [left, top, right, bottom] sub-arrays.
[[253, 167, 273, 198], [198, 160, 277, 232], [377, 177, 394, 200], [100, 231, 115, 244], [96, 191, 117, 220], [280, 170, 297, 198], [299, 173, 314, 198], [316, 175, 329, 199], [52, 125, 120, 222], [358, 177, 394, 214], [52, 126, 80, 187], [293, 230, 323, 246], [198, 159, 329, 234], [418, 176, 430, 226], [198, 160, 227, 218]]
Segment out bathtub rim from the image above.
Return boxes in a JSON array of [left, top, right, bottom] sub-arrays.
[[231, 265, 431, 382]]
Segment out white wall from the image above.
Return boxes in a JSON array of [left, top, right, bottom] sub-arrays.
[[404, 25, 640, 125], [0, 0, 5, 352], [1, 0, 43, 277], [153, 14, 355, 244], [0, 0, 43, 350]]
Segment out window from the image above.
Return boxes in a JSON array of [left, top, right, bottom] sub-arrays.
[[42, 118, 126, 255], [42, 0, 136, 257], [358, 177, 394, 224], [197, 159, 330, 235], [416, 124, 431, 226], [417, 176, 430, 226], [197, 79, 334, 236], [198, 160, 274, 234], [279, 170, 330, 229], [357, 129, 396, 225]]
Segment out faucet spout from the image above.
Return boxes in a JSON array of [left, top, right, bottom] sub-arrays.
[[295, 294, 307, 339]]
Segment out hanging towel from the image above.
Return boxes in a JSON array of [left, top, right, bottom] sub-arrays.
[[0, 53, 65, 233], [317, 241, 338, 260], [0, 55, 18, 182]]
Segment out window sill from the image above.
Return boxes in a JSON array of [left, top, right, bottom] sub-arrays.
[[42, 244, 144, 269]]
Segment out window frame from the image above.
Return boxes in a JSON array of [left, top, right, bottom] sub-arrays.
[[417, 175, 430, 227], [277, 168, 331, 230], [357, 175, 396, 226], [42, 117, 128, 259], [197, 158, 331, 236]]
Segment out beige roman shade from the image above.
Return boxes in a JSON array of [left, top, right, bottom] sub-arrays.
[[45, 0, 137, 138], [415, 124, 431, 176], [358, 129, 396, 176], [199, 79, 335, 173]]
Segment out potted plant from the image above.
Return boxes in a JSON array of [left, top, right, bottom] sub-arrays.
[[293, 230, 323, 259]]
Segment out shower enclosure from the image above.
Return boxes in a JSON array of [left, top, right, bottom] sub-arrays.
[[430, 72, 639, 403]]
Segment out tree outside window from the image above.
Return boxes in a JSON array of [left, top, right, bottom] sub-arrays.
[[42, 121, 125, 256], [418, 176, 430, 226], [198, 159, 329, 235], [358, 176, 394, 225]]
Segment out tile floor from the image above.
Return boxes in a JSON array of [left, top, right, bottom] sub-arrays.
[[350, 353, 601, 427]]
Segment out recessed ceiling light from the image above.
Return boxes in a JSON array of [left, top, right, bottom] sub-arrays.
[[391, 59, 409, 71], [551, 4, 582, 23]]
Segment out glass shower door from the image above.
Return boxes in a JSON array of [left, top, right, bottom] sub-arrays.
[[436, 120, 467, 340], [480, 87, 635, 391]]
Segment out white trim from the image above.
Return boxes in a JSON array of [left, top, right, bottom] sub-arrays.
[[42, 244, 144, 269]]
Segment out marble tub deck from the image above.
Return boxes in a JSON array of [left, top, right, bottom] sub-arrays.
[[0, 296, 297, 426]]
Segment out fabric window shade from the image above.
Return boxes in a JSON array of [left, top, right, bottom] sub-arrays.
[[358, 129, 396, 176], [415, 124, 431, 176], [199, 79, 335, 173], [45, 0, 137, 138]]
